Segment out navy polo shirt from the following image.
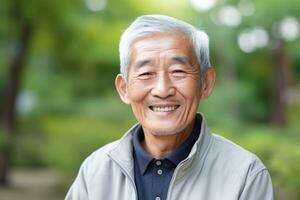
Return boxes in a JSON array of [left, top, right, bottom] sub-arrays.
[[132, 115, 202, 200]]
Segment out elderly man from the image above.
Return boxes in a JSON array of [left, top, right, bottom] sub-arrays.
[[65, 15, 274, 200]]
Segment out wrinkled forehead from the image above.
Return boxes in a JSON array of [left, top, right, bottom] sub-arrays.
[[129, 32, 195, 63], [130, 30, 192, 49]]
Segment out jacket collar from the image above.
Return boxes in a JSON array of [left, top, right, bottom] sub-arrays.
[[107, 113, 213, 180]]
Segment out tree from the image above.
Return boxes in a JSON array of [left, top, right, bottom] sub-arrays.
[[0, 0, 32, 186]]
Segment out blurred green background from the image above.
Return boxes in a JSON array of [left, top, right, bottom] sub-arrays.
[[0, 0, 299, 199]]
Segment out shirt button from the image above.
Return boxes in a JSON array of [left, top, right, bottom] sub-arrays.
[[157, 169, 163, 175], [155, 197, 161, 200], [155, 160, 162, 166]]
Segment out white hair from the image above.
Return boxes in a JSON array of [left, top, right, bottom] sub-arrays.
[[119, 15, 211, 79]]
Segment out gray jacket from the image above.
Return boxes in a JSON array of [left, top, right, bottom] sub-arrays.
[[65, 114, 274, 200]]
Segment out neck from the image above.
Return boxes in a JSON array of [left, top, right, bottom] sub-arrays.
[[141, 120, 195, 159]]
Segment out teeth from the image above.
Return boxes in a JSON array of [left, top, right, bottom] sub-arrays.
[[152, 106, 178, 112]]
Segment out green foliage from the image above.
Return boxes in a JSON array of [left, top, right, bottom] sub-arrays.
[[0, 128, 4, 148], [12, 95, 136, 171], [12, 132, 46, 167]]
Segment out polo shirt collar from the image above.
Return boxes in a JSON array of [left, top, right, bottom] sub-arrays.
[[132, 126, 154, 174], [132, 114, 202, 174]]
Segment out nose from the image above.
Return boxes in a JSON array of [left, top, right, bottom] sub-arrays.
[[151, 72, 175, 98]]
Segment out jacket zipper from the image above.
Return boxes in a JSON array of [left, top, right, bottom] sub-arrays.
[[166, 168, 178, 200], [111, 159, 138, 200], [166, 159, 188, 200]]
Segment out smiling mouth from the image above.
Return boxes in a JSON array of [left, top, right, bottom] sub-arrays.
[[149, 105, 180, 112]]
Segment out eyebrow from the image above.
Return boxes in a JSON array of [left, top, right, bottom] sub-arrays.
[[134, 59, 152, 69], [171, 56, 192, 66]]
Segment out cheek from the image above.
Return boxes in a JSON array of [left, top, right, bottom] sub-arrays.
[[127, 82, 151, 102], [176, 80, 202, 99]]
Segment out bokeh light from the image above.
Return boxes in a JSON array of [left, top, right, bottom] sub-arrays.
[[238, 27, 269, 53], [16, 91, 37, 115], [85, 0, 107, 12], [278, 16, 300, 41], [190, 0, 217, 12], [217, 6, 242, 27]]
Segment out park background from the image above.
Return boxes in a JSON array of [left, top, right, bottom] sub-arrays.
[[0, 0, 300, 199]]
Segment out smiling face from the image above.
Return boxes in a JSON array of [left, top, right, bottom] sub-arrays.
[[116, 33, 215, 137]]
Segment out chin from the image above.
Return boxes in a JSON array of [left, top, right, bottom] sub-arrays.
[[144, 125, 184, 137]]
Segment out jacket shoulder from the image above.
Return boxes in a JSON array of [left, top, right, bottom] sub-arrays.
[[77, 139, 122, 175], [210, 133, 267, 176], [87, 139, 121, 162]]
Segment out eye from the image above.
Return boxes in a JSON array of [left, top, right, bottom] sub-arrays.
[[173, 69, 185, 73], [171, 69, 186, 77], [138, 72, 154, 80]]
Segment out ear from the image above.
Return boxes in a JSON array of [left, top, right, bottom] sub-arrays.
[[115, 74, 131, 104], [200, 67, 216, 99]]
